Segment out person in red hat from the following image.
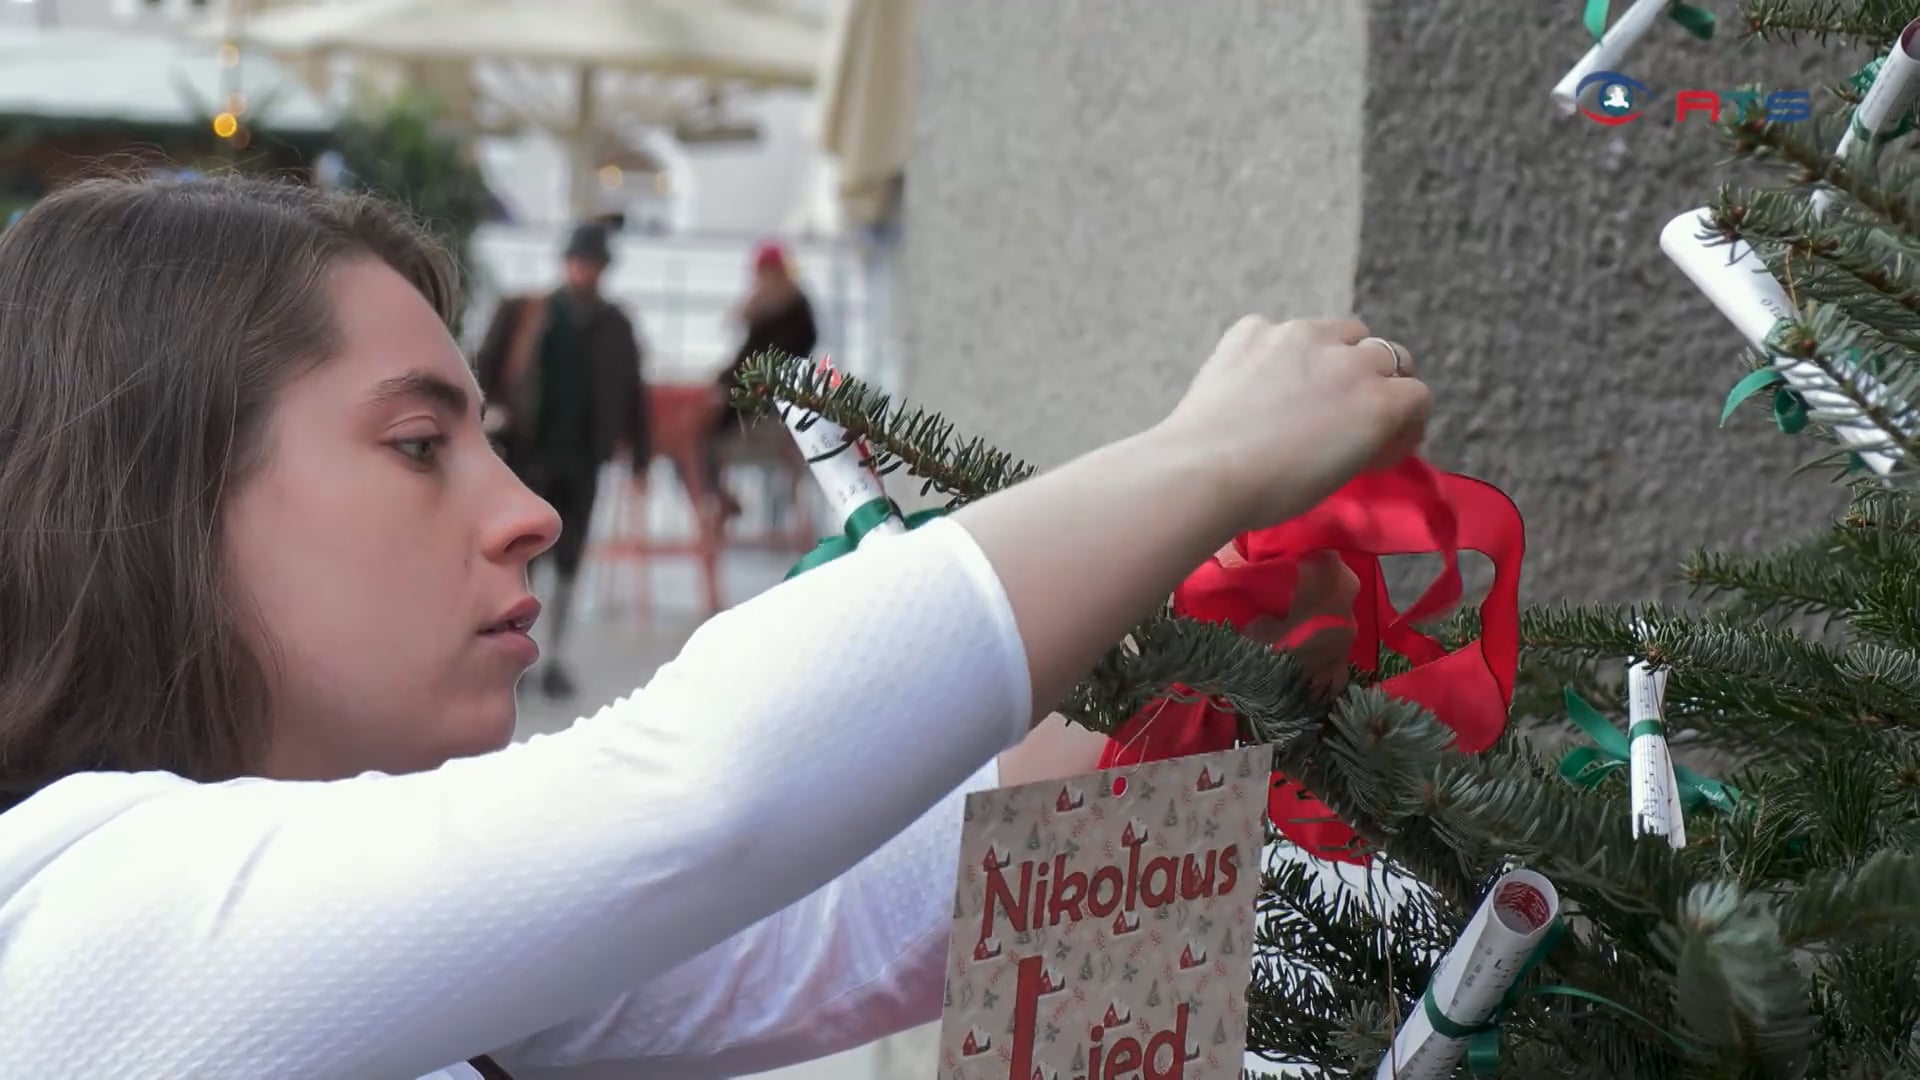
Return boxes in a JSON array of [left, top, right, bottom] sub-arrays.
[[707, 240, 819, 516]]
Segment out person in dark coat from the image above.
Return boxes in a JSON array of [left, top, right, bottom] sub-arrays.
[[708, 241, 818, 517], [475, 222, 649, 699]]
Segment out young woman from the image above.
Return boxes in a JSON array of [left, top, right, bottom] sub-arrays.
[[0, 176, 1427, 1079]]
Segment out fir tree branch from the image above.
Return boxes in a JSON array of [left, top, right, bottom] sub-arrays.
[[1738, 0, 1919, 45], [1774, 304, 1920, 462], [1268, 693, 1485, 909], [1809, 929, 1920, 1066], [1731, 188, 1920, 357], [1695, 198, 1920, 475], [1779, 849, 1920, 945], [1710, 134, 1920, 255], [1682, 535, 1863, 624], [1520, 604, 1920, 746], [1245, 858, 1451, 1071], [1845, 483, 1920, 533], [730, 349, 1036, 503], [1052, 608, 1332, 739], [1837, 484, 1920, 565], [1276, 693, 1696, 1037], [1673, 881, 1820, 1072], [1851, 572, 1920, 648]]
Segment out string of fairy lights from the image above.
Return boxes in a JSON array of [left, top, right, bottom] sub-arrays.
[[212, 37, 250, 150]]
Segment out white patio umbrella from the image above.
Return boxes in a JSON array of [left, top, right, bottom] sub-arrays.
[[814, 0, 913, 228], [208, 0, 828, 213], [219, 0, 824, 86]]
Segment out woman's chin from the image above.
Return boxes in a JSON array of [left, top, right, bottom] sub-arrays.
[[442, 696, 520, 762]]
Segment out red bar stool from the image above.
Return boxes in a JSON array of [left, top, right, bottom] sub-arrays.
[[591, 383, 729, 616], [588, 384, 818, 618]]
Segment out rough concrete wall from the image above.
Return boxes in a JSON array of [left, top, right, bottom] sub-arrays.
[[1353, 2, 1845, 603], [902, 0, 1368, 470], [904, 0, 1850, 606]]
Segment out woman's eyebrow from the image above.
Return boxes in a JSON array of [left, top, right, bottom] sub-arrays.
[[364, 370, 472, 418]]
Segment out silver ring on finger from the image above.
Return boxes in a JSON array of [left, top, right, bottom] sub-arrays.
[[1360, 336, 1409, 378]]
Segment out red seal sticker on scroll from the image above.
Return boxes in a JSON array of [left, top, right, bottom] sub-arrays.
[[937, 743, 1273, 1080]]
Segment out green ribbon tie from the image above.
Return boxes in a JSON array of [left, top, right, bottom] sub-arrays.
[[1721, 368, 1808, 434], [1557, 688, 1740, 816], [1583, 0, 1715, 43], [1418, 913, 1692, 1076], [785, 498, 948, 579]]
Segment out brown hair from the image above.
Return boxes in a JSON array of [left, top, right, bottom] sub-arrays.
[[0, 173, 458, 803]]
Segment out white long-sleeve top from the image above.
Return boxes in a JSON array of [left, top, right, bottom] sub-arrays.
[[0, 518, 1032, 1079]]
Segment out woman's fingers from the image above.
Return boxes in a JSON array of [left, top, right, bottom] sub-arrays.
[[1234, 552, 1360, 696]]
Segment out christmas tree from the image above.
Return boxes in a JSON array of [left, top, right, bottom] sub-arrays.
[[734, 4, 1920, 1075]]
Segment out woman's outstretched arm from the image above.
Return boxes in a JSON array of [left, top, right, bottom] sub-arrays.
[[484, 557, 1360, 1079]]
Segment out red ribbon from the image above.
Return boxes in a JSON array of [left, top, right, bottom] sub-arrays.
[[1096, 457, 1524, 863]]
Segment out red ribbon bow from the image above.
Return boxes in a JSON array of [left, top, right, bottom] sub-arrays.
[[1096, 457, 1524, 863]]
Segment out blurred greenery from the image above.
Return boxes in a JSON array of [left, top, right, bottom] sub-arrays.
[[329, 91, 494, 333]]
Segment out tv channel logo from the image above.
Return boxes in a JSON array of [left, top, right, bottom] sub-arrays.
[[1574, 71, 1655, 125], [1573, 70, 1812, 125]]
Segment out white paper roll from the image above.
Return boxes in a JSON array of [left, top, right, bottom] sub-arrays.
[[779, 357, 906, 541], [1551, 0, 1672, 114], [1659, 207, 1904, 475], [1628, 659, 1686, 848], [1375, 870, 1561, 1079], [1812, 19, 1920, 219], [1856, 20, 1920, 135]]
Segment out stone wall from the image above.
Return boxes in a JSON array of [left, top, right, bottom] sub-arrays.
[[903, 0, 1845, 605]]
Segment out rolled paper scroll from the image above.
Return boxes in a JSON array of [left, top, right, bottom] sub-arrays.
[[1627, 651, 1686, 848], [1375, 869, 1561, 1079], [777, 355, 906, 544], [1812, 18, 1920, 219], [1660, 207, 1906, 476], [1551, 0, 1683, 114]]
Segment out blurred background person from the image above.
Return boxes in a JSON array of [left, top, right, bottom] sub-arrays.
[[476, 222, 649, 699], [707, 240, 819, 520]]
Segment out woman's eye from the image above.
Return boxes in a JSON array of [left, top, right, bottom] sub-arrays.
[[392, 436, 446, 465]]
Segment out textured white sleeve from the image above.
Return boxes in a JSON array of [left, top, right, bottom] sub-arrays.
[[0, 518, 1031, 1080], [495, 757, 998, 1079]]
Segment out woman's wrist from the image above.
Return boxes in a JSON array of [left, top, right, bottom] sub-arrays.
[[1131, 418, 1282, 542], [951, 423, 1261, 725]]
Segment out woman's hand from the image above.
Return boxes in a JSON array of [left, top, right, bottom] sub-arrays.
[[1243, 550, 1361, 698], [953, 313, 1427, 727], [1158, 316, 1429, 535]]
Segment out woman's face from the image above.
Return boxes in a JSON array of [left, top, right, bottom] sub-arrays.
[[225, 258, 561, 781]]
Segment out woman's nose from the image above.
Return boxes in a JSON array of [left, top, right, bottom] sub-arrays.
[[485, 465, 562, 566]]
